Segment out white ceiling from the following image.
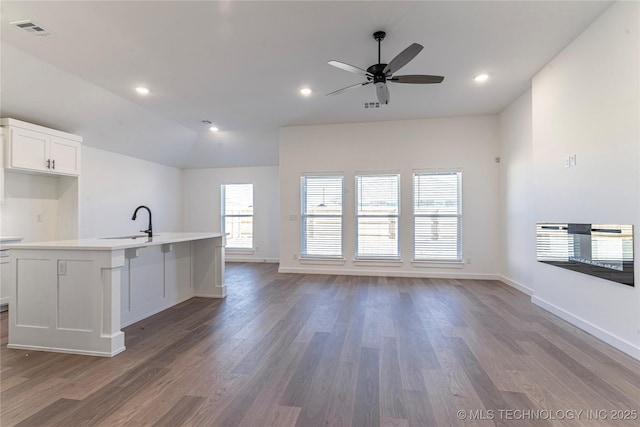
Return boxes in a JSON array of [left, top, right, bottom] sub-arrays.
[[0, 1, 612, 169]]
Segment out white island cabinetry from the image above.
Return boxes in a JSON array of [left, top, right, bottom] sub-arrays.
[[7, 232, 225, 357]]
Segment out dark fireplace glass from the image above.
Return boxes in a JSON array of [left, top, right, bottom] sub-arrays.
[[536, 223, 634, 287]]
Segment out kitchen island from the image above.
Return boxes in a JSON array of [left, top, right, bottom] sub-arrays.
[[6, 232, 225, 357]]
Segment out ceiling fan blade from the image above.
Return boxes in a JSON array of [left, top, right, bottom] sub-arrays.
[[328, 61, 372, 76], [325, 81, 371, 97], [376, 84, 389, 105], [389, 75, 444, 84], [383, 43, 423, 75]]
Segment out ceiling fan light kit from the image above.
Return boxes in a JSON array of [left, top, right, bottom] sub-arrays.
[[326, 31, 444, 105]]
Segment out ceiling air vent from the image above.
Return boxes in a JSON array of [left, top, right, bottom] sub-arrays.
[[10, 20, 53, 37]]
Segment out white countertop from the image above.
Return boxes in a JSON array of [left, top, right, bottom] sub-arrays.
[[1, 236, 24, 250], [4, 232, 224, 251], [0, 236, 24, 242]]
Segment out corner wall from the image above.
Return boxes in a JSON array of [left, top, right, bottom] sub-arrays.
[[279, 116, 500, 278], [498, 90, 535, 295], [182, 166, 280, 262], [500, 1, 639, 359]]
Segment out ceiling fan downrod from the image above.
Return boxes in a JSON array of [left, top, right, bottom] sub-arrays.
[[373, 31, 386, 64]]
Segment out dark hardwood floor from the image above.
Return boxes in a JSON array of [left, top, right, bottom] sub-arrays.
[[2, 263, 640, 426]]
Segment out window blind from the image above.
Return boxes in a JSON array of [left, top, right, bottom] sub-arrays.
[[356, 174, 400, 257], [222, 184, 253, 249], [301, 176, 343, 257], [413, 171, 461, 261]]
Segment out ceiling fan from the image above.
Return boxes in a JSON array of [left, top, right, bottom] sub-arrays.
[[326, 31, 444, 105]]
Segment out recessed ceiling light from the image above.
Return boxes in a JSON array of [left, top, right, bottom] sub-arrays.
[[300, 88, 312, 96], [209, 126, 219, 132], [135, 86, 150, 95], [473, 74, 489, 83]]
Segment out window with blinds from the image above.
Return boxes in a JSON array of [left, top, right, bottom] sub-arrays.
[[221, 184, 253, 249], [413, 171, 462, 261], [356, 174, 400, 258], [301, 175, 343, 258]]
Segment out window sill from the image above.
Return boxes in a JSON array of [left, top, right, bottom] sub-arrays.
[[226, 248, 256, 255], [411, 260, 464, 269], [353, 258, 403, 267], [299, 257, 346, 266]]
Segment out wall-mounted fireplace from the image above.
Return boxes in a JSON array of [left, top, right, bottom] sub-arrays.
[[536, 223, 634, 287]]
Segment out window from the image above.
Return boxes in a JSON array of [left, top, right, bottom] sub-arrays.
[[221, 184, 253, 249], [413, 171, 462, 261], [301, 176, 343, 258], [355, 174, 400, 258]]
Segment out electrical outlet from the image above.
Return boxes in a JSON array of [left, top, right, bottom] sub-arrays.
[[569, 154, 576, 167], [58, 261, 67, 276], [466, 257, 472, 264], [36, 214, 44, 222], [293, 253, 298, 260]]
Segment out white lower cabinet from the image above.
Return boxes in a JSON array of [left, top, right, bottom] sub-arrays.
[[120, 242, 192, 327], [0, 251, 11, 308], [1, 237, 24, 308]]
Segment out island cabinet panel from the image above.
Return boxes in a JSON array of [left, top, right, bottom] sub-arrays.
[[57, 260, 94, 331], [16, 258, 53, 328], [129, 246, 165, 311], [120, 242, 195, 328], [164, 242, 192, 299]]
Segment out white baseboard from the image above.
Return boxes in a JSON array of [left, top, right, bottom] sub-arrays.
[[7, 343, 126, 357], [277, 266, 498, 280], [497, 275, 534, 296], [532, 295, 640, 361]]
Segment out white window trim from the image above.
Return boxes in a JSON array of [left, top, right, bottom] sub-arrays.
[[221, 183, 254, 250], [355, 173, 401, 259], [299, 257, 346, 266], [353, 258, 403, 267], [300, 174, 345, 259], [412, 169, 462, 262], [411, 260, 464, 269]]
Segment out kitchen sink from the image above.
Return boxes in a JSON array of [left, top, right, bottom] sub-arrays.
[[100, 234, 159, 240]]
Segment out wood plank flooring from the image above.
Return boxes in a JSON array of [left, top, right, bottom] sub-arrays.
[[2, 263, 640, 426]]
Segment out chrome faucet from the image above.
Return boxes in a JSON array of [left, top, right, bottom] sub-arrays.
[[132, 205, 153, 238]]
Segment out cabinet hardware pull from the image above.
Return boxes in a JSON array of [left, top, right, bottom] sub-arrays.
[[47, 159, 51, 169], [52, 159, 55, 169]]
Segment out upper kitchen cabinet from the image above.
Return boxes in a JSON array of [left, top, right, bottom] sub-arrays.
[[1, 118, 81, 176]]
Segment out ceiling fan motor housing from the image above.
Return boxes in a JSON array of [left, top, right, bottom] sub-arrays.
[[367, 63, 388, 84]]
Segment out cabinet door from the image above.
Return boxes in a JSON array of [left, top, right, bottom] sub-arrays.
[[9, 128, 50, 172], [0, 254, 9, 306], [1, 131, 4, 204], [50, 136, 80, 176]]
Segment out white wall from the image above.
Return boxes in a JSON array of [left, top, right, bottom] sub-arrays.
[[1, 172, 63, 243], [182, 166, 280, 262], [279, 116, 500, 278], [527, 1, 639, 358], [80, 146, 183, 238], [498, 89, 535, 295]]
